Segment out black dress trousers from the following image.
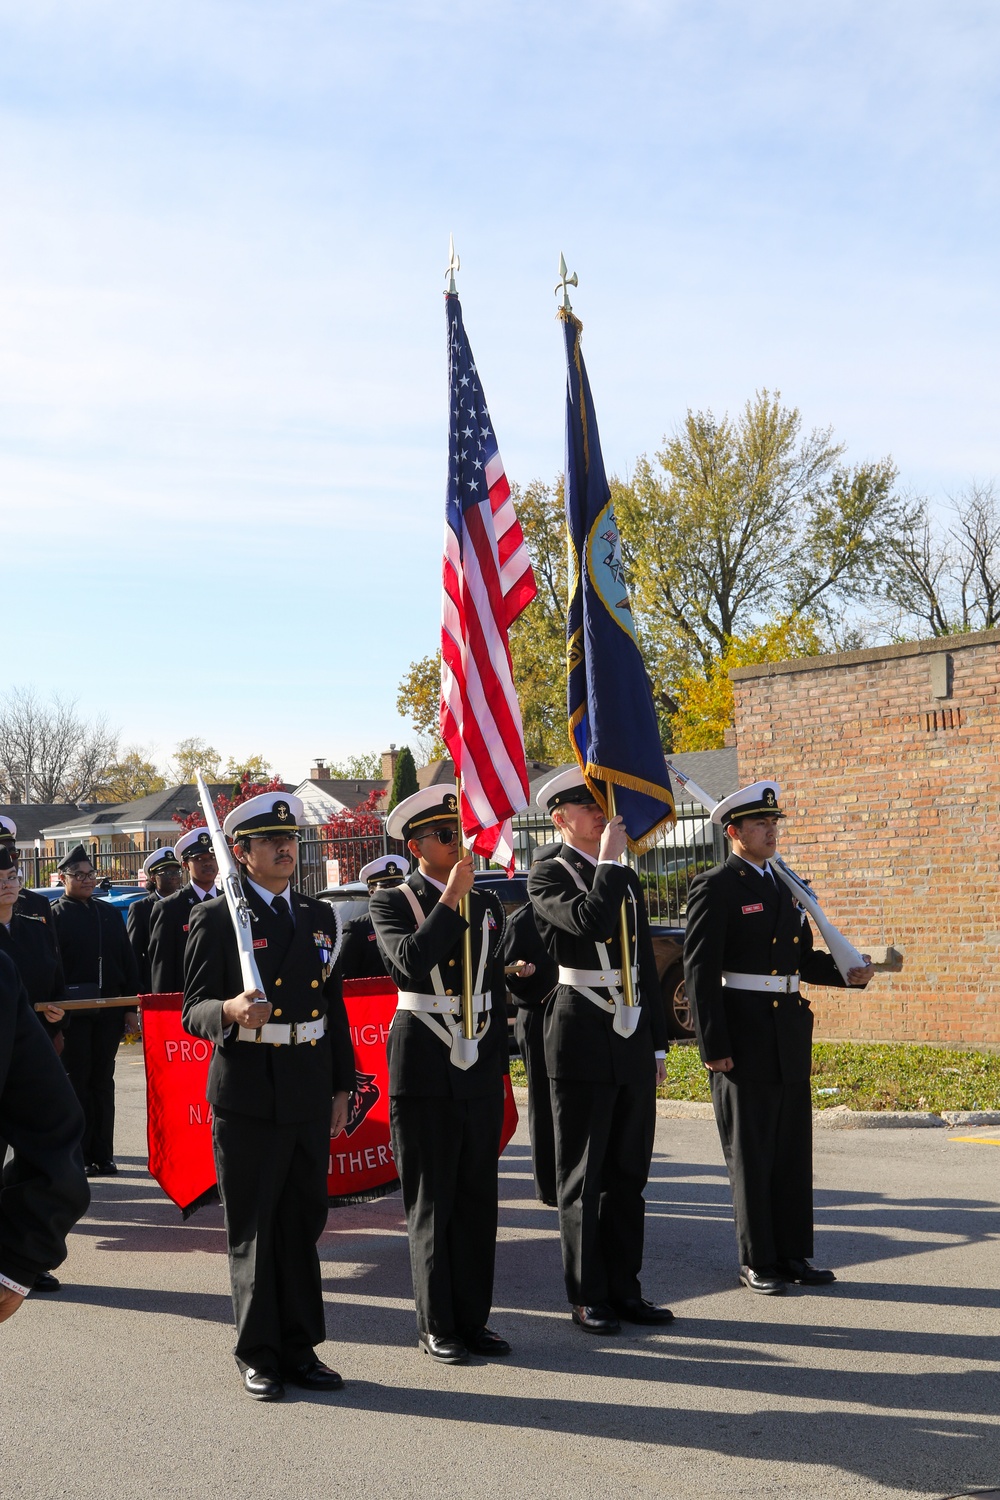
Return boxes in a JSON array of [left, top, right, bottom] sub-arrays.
[[60, 1012, 123, 1166], [514, 1006, 557, 1206], [213, 1106, 332, 1371], [389, 1092, 504, 1337], [711, 1073, 814, 1267], [550, 1076, 655, 1305]]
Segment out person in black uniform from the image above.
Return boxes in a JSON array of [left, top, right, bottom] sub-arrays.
[[683, 781, 874, 1295], [0, 950, 90, 1326], [369, 787, 509, 1366], [0, 845, 70, 1292], [527, 769, 673, 1335], [148, 828, 219, 994], [51, 845, 140, 1177], [340, 854, 409, 980], [0, 817, 58, 930], [182, 792, 356, 1402], [502, 844, 560, 1207], [126, 847, 183, 992]]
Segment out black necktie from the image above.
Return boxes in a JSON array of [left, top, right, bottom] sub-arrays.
[[270, 896, 295, 960]]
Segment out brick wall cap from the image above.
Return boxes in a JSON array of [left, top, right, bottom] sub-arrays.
[[729, 626, 1000, 683]]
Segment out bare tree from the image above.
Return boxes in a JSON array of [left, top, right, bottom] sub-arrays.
[[886, 481, 1000, 636], [0, 688, 120, 804]]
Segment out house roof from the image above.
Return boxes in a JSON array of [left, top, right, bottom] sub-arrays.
[[293, 779, 386, 813], [41, 783, 293, 838], [0, 804, 85, 843]]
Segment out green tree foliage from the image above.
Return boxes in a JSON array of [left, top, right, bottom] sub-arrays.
[[172, 737, 222, 783], [671, 617, 825, 751], [387, 746, 419, 810], [223, 754, 275, 784], [93, 748, 167, 804], [613, 390, 905, 687], [326, 751, 383, 780], [396, 656, 446, 761]]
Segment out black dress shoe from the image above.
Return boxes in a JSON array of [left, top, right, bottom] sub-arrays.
[[461, 1326, 511, 1356], [284, 1358, 344, 1390], [243, 1367, 284, 1401], [776, 1258, 836, 1285], [418, 1332, 469, 1364], [33, 1271, 61, 1293], [88, 1161, 117, 1176], [739, 1265, 786, 1295], [612, 1297, 675, 1325], [84, 1163, 101, 1178], [571, 1303, 621, 1334]]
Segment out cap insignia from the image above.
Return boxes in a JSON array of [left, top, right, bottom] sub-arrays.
[[275, 801, 290, 821], [764, 789, 776, 808], [444, 793, 458, 814]]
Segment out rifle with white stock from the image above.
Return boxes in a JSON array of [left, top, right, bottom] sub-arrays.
[[195, 771, 265, 997], [666, 762, 866, 983]]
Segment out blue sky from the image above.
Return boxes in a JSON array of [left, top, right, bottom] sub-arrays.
[[2, 1, 998, 784]]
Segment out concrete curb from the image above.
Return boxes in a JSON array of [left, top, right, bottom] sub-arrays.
[[518, 1087, 1000, 1129]]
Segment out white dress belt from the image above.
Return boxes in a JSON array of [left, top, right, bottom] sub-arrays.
[[558, 966, 630, 988], [238, 1016, 328, 1045], [396, 991, 490, 1016], [722, 971, 800, 994]]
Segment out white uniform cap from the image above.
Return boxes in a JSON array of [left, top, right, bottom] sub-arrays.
[[223, 792, 304, 838], [0, 815, 16, 840], [385, 786, 459, 843], [142, 847, 182, 875], [710, 781, 785, 828], [535, 767, 598, 813], [174, 827, 215, 861], [358, 854, 410, 884]]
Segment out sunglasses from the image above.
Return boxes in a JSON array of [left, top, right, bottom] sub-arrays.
[[416, 826, 458, 846]]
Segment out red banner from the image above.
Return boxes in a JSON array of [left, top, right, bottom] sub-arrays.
[[141, 981, 518, 1214]]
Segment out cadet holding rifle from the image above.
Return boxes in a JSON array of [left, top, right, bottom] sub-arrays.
[[683, 781, 874, 1296], [182, 791, 355, 1402]]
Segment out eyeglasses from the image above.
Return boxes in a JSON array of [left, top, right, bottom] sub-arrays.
[[416, 827, 458, 846], [0, 874, 21, 888], [246, 832, 300, 845], [64, 868, 97, 880]]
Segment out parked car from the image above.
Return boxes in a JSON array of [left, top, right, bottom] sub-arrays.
[[318, 870, 694, 1041]]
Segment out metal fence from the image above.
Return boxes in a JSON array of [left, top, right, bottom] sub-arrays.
[[21, 800, 723, 923]]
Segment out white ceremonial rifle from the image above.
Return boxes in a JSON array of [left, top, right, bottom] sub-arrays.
[[666, 762, 867, 984], [195, 771, 265, 997]]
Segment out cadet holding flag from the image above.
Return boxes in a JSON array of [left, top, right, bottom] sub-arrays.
[[525, 264, 674, 1335]]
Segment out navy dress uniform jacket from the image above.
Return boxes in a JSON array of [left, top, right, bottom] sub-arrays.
[[340, 913, 390, 980], [126, 893, 160, 993], [683, 854, 846, 1076], [182, 885, 357, 1121], [369, 872, 508, 1099], [527, 847, 667, 1082], [0, 951, 89, 1288], [149, 885, 212, 996]]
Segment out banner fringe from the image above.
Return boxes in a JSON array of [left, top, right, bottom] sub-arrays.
[[329, 1180, 401, 1208]]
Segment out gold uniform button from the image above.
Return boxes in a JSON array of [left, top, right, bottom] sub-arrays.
[[273, 1042, 281, 1048], [274, 978, 282, 987], [310, 1039, 317, 1047], [772, 1000, 779, 1009], [771, 969, 778, 976], [793, 936, 799, 944], [445, 988, 454, 996], [311, 979, 319, 988], [311, 1009, 319, 1019], [772, 938, 777, 945], [273, 1009, 282, 1018], [448, 959, 456, 967]]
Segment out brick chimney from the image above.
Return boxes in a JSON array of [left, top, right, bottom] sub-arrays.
[[381, 745, 398, 782], [309, 759, 329, 781]]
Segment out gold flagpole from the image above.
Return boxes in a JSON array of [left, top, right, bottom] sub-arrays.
[[605, 784, 636, 1008], [456, 774, 476, 1040]]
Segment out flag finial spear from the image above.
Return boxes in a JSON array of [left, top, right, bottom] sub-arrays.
[[446, 234, 460, 294], [555, 251, 578, 311]]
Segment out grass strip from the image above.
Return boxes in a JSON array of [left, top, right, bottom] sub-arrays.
[[511, 1042, 1000, 1112]]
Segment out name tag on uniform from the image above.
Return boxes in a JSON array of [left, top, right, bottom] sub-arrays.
[[253, 938, 268, 950], [742, 903, 764, 914], [182, 924, 189, 933]]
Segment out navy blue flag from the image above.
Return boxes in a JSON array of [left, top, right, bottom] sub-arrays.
[[560, 307, 675, 850]]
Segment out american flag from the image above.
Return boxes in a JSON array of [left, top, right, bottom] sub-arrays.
[[440, 293, 537, 869]]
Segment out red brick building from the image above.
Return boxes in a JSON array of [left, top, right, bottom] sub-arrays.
[[731, 627, 1000, 1050]]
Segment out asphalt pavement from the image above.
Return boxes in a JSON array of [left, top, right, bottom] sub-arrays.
[[3, 1049, 999, 1500]]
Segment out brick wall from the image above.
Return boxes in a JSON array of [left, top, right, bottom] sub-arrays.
[[731, 628, 1000, 1050]]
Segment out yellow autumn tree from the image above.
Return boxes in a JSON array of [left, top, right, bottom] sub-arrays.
[[671, 617, 824, 751]]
